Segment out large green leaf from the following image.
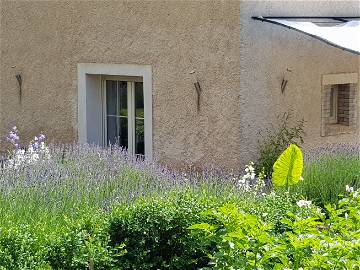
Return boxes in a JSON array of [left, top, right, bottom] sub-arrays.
[[272, 144, 303, 188]]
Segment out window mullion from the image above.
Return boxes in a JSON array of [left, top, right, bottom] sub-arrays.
[[127, 82, 135, 155], [101, 77, 106, 146]]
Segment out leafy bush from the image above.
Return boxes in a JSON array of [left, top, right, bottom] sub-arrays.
[[189, 204, 282, 269], [0, 214, 124, 270], [0, 225, 51, 269], [44, 214, 124, 270], [1, 126, 359, 269], [189, 189, 360, 269], [257, 112, 305, 177], [108, 192, 224, 270]]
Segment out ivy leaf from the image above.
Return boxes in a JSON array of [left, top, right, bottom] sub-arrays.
[[272, 144, 303, 188]]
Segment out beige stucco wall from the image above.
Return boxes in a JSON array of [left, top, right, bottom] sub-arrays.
[[1, 0, 359, 169], [0, 0, 241, 169], [240, 0, 360, 164]]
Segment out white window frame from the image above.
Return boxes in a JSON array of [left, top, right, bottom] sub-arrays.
[[102, 77, 144, 155], [78, 63, 152, 160]]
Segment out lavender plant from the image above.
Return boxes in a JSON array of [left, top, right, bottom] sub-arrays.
[[4, 127, 50, 170], [1, 126, 359, 269], [294, 143, 360, 205], [0, 127, 252, 230]]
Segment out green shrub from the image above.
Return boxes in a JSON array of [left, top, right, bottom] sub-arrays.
[[257, 111, 305, 177], [189, 190, 360, 269], [107, 189, 307, 269], [108, 191, 225, 270], [189, 204, 282, 269], [0, 225, 51, 269], [0, 213, 124, 270], [44, 214, 124, 270]]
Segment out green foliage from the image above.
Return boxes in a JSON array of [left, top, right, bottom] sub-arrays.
[[272, 144, 304, 189], [0, 225, 51, 269], [188, 204, 282, 269], [235, 191, 310, 233], [189, 191, 360, 269], [279, 191, 360, 268], [0, 213, 125, 270], [108, 192, 223, 270], [294, 155, 360, 205], [44, 214, 124, 270], [257, 111, 305, 177], [0, 135, 358, 269]]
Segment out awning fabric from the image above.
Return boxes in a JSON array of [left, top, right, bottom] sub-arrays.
[[252, 17, 360, 55]]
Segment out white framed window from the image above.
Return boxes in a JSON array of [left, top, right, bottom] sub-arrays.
[[102, 76, 145, 156], [77, 63, 152, 159]]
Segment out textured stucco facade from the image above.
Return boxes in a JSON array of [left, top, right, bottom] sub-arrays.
[[240, 0, 360, 163], [0, 0, 359, 169], [0, 0, 241, 168]]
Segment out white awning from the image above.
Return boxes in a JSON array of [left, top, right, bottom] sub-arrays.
[[252, 17, 360, 55]]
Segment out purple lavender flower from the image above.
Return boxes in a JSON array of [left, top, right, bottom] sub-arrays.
[[38, 134, 46, 142], [6, 126, 20, 149], [32, 141, 40, 151]]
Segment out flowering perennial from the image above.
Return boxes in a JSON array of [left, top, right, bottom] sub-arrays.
[[296, 199, 312, 208], [5, 127, 50, 169], [237, 161, 267, 194]]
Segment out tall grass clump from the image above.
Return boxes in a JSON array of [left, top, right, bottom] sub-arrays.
[[293, 144, 360, 205]]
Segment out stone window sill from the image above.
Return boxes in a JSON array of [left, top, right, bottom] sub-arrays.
[[325, 123, 355, 136]]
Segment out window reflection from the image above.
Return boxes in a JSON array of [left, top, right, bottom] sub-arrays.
[[135, 82, 145, 155]]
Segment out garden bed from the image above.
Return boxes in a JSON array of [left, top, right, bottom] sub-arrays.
[[0, 127, 359, 269]]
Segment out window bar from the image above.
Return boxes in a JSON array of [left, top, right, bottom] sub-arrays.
[[127, 81, 135, 155], [101, 78, 107, 147]]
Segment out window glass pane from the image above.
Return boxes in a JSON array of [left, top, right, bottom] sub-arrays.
[[118, 117, 128, 149], [106, 116, 118, 145], [118, 81, 128, 117], [330, 87, 335, 117], [106, 81, 117, 115], [337, 84, 350, 126], [134, 82, 144, 155]]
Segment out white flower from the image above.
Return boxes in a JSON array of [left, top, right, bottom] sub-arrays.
[[319, 240, 327, 246], [4, 131, 51, 170], [316, 207, 325, 217], [346, 185, 354, 193], [296, 200, 312, 208], [237, 178, 246, 185], [299, 176, 304, 181]]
